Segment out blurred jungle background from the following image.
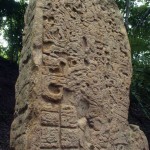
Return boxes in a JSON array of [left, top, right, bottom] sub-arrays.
[[0, 0, 150, 149]]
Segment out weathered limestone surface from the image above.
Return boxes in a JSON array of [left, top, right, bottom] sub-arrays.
[[10, 0, 149, 149]]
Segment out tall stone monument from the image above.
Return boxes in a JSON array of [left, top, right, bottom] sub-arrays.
[[10, 0, 149, 149]]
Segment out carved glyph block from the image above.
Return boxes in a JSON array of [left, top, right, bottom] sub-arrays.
[[41, 127, 60, 148]]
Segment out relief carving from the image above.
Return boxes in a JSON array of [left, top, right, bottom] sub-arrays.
[[10, 0, 149, 149]]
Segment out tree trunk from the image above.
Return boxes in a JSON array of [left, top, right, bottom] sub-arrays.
[[125, 0, 130, 31]]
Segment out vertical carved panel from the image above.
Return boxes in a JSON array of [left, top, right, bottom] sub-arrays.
[[11, 0, 149, 150]]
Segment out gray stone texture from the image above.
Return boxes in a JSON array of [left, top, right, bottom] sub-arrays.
[[10, 0, 149, 149]]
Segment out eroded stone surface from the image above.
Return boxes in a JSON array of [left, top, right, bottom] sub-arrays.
[[10, 0, 149, 149]]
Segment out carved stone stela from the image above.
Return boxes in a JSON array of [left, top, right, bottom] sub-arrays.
[[10, 0, 149, 149]]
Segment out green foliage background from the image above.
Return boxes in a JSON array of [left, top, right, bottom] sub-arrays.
[[0, 0, 27, 62], [0, 0, 150, 119], [116, 0, 150, 119]]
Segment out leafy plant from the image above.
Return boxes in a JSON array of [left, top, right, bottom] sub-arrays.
[[0, 0, 27, 62]]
